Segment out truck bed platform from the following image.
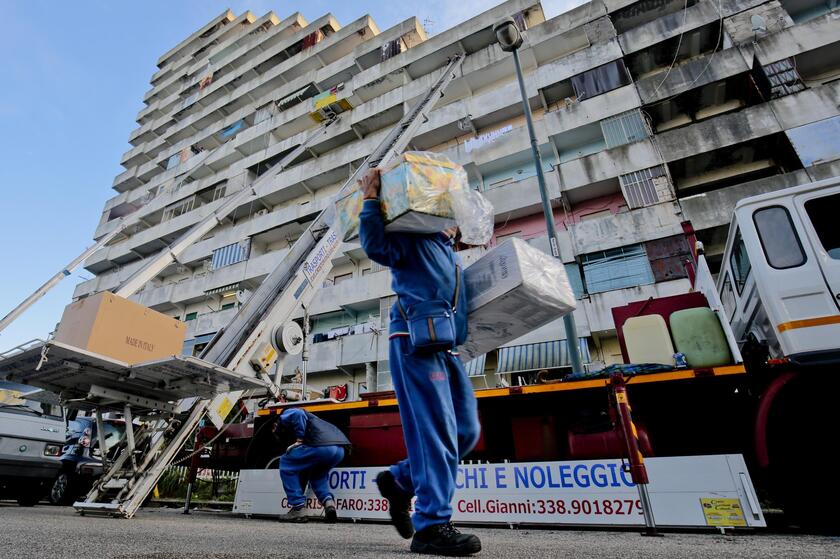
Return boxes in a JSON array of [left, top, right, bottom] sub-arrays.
[[257, 364, 747, 416]]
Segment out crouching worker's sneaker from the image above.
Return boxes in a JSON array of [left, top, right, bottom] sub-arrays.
[[323, 499, 338, 523], [376, 470, 414, 539], [281, 505, 308, 523], [410, 522, 481, 556]]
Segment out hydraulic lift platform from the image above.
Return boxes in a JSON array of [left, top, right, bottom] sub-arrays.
[[0, 340, 268, 414]]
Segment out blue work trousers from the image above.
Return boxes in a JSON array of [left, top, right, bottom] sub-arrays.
[[279, 444, 345, 508], [388, 335, 480, 532]]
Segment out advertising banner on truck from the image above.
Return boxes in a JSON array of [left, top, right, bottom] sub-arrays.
[[234, 454, 765, 528]]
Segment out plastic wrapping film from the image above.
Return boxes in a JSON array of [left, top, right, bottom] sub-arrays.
[[460, 238, 577, 360], [335, 151, 493, 243]]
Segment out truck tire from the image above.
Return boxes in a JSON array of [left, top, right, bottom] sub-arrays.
[[765, 373, 839, 533]]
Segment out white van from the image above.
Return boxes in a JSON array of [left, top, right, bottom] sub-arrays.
[[0, 381, 64, 505], [718, 178, 840, 365]]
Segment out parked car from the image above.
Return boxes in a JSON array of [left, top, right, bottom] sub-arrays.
[[0, 381, 65, 506], [49, 416, 125, 505]]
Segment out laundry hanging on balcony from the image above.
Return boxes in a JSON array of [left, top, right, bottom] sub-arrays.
[[381, 39, 403, 61]]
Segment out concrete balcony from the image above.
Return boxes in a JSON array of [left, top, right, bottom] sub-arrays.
[[559, 139, 661, 193], [307, 271, 392, 315], [569, 202, 684, 254], [289, 332, 382, 374], [185, 307, 239, 338], [85, 187, 327, 277], [132, 250, 289, 311], [679, 168, 814, 231], [635, 47, 749, 105], [543, 84, 641, 136], [754, 10, 840, 65], [656, 103, 783, 163]]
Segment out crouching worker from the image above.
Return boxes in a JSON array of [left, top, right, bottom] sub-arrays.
[[358, 168, 482, 556], [273, 407, 351, 523]]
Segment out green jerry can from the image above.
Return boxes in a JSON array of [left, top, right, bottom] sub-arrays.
[[669, 307, 732, 368]]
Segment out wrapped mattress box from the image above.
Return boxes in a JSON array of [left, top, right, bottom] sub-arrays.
[[461, 238, 577, 360], [335, 151, 465, 241]]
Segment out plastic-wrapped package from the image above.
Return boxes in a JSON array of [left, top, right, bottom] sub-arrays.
[[450, 187, 494, 246], [460, 238, 577, 360], [335, 187, 364, 242]]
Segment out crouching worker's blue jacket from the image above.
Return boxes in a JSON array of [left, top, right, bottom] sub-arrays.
[[277, 408, 351, 448], [357, 198, 468, 339]]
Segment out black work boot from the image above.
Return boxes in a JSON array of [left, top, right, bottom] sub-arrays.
[[281, 505, 308, 523], [410, 522, 481, 556], [376, 470, 414, 539], [323, 499, 338, 523]]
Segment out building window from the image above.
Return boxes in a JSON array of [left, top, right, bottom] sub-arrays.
[[333, 272, 353, 285], [221, 302, 236, 311], [804, 192, 840, 259], [361, 267, 372, 276], [729, 229, 751, 295], [570, 60, 632, 102], [753, 206, 806, 269], [619, 166, 670, 209], [581, 244, 654, 293], [211, 239, 251, 270], [185, 312, 198, 321], [212, 183, 227, 201], [601, 110, 649, 148], [162, 195, 196, 222]]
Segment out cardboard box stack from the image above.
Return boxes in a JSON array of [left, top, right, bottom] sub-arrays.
[[335, 151, 465, 241]]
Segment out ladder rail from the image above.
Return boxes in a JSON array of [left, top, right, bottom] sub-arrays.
[[114, 118, 338, 298], [0, 225, 126, 334]]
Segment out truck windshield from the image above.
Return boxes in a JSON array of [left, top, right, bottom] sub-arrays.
[[0, 382, 63, 419], [804, 192, 840, 259]]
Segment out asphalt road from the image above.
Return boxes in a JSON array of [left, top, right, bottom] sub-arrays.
[[1, 504, 838, 559]]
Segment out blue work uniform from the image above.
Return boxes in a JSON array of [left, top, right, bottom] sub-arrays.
[[359, 198, 480, 532], [277, 408, 350, 508]]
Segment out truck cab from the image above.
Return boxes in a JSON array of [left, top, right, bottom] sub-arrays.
[[718, 178, 840, 366], [0, 381, 64, 505]]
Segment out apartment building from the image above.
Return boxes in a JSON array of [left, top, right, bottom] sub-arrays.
[[75, 0, 840, 400]]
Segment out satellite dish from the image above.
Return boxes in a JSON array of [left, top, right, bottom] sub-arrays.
[[271, 321, 304, 355], [751, 15, 767, 33]]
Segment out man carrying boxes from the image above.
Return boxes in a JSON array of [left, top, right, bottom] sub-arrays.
[[358, 167, 482, 557]]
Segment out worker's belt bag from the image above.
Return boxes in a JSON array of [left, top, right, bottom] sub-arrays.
[[397, 265, 461, 354]]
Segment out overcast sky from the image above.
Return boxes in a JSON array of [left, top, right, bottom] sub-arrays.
[[0, 0, 583, 350]]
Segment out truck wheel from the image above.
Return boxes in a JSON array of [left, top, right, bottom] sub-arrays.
[[765, 374, 839, 533], [16, 492, 41, 507], [50, 472, 76, 506]]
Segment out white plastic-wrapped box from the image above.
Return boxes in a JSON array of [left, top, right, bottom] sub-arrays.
[[461, 238, 577, 360]]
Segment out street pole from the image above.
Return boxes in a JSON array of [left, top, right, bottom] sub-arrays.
[[510, 47, 583, 373]]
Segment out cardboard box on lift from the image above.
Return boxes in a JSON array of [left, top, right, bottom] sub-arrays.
[[54, 292, 186, 365]]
